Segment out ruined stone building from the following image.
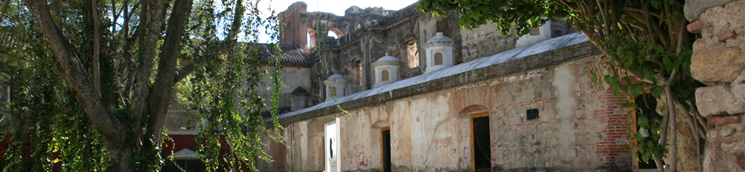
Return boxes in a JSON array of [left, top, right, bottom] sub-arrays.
[[1, 0, 744, 171], [252, 2, 640, 172]]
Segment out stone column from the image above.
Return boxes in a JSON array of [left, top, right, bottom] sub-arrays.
[[685, 0, 745, 171]]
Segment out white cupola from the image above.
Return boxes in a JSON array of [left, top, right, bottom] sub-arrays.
[[372, 53, 401, 88], [424, 32, 454, 73], [516, 19, 552, 47], [323, 74, 347, 101]]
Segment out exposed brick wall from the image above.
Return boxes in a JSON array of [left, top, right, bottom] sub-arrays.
[[594, 90, 632, 170]]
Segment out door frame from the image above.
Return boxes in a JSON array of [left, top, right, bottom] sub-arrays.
[[470, 111, 490, 172]]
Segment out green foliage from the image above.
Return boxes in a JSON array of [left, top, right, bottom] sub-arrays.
[[1, 2, 112, 171], [1, 0, 283, 171], [417, 0, 570, 35]]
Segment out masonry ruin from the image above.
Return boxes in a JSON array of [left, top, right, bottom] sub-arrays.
[[5, 0, 743, 171], [250, 2, 638, 171]]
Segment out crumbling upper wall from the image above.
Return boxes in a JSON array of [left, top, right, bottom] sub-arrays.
[[280, 2, 576, 116]]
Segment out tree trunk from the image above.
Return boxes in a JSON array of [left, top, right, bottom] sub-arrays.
[[665, 84, 677, 172], [92, 0, 101, 95], [25, 0, 134, 171], [145, 0, 192, 146]]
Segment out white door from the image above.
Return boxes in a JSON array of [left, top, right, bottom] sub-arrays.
[[324, 121, 337, 172]]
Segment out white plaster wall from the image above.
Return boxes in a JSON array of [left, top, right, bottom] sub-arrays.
[[515, 21, 553, 47], [267, 57, 627, 171]]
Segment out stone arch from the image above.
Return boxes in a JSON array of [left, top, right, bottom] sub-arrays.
[[398, 36, 419, 69], [350, 57, 363, 86], [329, 28, 344, 38], [306, 26, 316, 49], [458, 104, 489, 116]]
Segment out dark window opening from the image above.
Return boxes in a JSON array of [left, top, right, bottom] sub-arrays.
[[527, 109, 539, 120], [382, 129, 392, 172], [382, 70, 389, 81], [406, 41, 419, 68], [329, 138, 334, 159], [635, 94, 662, 169], [434, 53, 443, 65], [472, 116, 491, 171]]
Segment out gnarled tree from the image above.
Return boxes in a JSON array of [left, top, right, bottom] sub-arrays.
[[0, 0, 283, 171]]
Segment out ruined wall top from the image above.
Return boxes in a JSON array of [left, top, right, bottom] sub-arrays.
[[284, 2, 307, 14]]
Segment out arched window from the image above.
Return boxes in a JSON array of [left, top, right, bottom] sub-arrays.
[[382, 70, 389, 81], [329, 28, 344, 38], [328, 31, 339, 39], [352, 59, 363, 86], [328, 86, 336, 96], [406, 41, 419, 68], [306, 27, 316, 49], [434, 53, 443, 65]]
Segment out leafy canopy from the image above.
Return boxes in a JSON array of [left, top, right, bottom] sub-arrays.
[[0, 0, 285, 171]]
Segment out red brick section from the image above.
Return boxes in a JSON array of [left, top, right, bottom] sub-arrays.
[[162, 134, 232, 158], [708, 116, 741, 125], [0, 135, 9, 165], [686, 19, 709, 33], [595, 89, 632, 169]]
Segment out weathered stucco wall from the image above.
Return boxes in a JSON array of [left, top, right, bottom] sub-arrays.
[[259, 66, 313, 111], [459, 21, 518, 63], [259, 55, 632, 172]]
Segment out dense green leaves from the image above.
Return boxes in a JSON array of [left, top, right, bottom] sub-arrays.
[[1, 0, 283, 171], [418, 0, 570, 35]]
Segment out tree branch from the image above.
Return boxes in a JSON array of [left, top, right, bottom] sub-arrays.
[[146, 0, 193, 144], [92, 0, 101, 95], [129, 0, 166, 130], [174, 62, 194, 84], [24, 0, 124, 147]]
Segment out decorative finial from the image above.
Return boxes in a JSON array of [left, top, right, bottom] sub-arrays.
[[436, 32, 443, 36]]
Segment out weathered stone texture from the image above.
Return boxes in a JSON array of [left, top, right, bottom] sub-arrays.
[[687, 0, 745, 171], [696, 85, 745, 117], [691, 41, 745, 84], [459, 22, 518, 63], [685, 0, 738, 21], [697, 0, 745, 51], [704, 121, 745, 172], [262, 54, 633, 172]]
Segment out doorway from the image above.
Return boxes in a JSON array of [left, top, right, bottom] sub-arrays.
[[471, 112, 491, 172], [381, 127, 392, 172], [325, 120, 338, 172]]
